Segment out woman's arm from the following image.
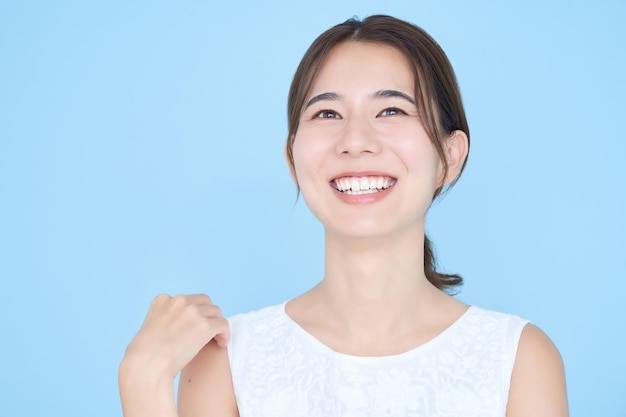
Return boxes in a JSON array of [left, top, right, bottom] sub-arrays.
[[506, 324, 569, 417], [178, 341, 238, 417], [118, 294, 233, 417]]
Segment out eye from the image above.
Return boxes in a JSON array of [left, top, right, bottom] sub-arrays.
[[378, 107, 407, 117], [313, 110, 342, 119]]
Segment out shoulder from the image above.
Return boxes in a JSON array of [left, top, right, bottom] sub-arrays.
[[462, 305, 529, 342], [226, 303, 290, 353], [228, 303, 286, 326], [228, 302, 289, 343], [506, 324, 569, 417], [177, 304, 285, 417], [178, 340, 239, 417]]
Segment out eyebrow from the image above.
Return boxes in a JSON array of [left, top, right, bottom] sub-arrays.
[[373, 89, 416, 105], [305, 92, 341, 109], [304, 89, 415, 110]]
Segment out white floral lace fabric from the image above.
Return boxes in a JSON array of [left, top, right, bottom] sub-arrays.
[[227, 303, 528, 417]]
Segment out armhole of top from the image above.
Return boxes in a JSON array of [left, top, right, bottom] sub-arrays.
[[226, 316, 238, 395], [502, 318, 531, 408]]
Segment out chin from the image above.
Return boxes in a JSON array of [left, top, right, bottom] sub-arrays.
[[325, 221, 406, 241]]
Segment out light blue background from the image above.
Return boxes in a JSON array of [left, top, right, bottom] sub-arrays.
[[1, 1, 624, 416]]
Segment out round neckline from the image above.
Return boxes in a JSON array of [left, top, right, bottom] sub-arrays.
[[280, 302, 474, 362]]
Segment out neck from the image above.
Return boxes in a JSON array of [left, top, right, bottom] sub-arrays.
[[286, 223, 467, 356], [313, 225, 444, 336], [324, 227, 426, 295]]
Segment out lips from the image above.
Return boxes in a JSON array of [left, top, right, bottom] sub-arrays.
[[331, 175, 397, 195]]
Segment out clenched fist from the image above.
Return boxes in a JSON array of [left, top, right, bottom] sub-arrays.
[[119, 294, 230, 417]]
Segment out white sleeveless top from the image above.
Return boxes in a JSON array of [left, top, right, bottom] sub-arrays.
[[227, 303, 528, 417]]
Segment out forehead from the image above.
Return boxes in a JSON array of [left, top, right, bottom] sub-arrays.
[[309, 41, 415, 95]]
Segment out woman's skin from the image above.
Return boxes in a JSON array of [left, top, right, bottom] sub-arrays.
[[119, 41, 568, 417], [118, 294, 234, 417]]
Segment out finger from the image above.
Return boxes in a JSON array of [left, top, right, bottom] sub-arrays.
[[195, 303, 223, 319], [151, 293, 172, 307], [183, 293, 213, 305], [206, 316, 231, 347]]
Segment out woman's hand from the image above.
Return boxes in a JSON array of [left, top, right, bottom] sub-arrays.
[[119, 294, 230, 417]]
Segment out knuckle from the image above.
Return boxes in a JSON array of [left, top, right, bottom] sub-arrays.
[[171, 294, 188, 306], [183, 303, 200, 318], [152, 293, 171, 306]]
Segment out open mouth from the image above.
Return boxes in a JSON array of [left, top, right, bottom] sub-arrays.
[[330, 176, 397, 195]]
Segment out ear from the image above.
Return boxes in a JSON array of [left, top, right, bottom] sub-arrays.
[[443, 130, 469, 185], [285, 140, 298, 185]]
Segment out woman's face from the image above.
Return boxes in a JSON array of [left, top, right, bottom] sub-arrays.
[[291, 41, 444, 239]]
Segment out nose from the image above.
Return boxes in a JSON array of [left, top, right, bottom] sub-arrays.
[[334, 116, 382, 156]]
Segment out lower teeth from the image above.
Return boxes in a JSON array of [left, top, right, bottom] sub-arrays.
[[344, 189, 381, 195]]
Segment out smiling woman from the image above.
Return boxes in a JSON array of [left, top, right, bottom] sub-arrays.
[[118, 15, 568, 417]]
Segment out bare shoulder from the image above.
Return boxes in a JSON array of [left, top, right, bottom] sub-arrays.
[[178, 340, 239, 417], [507, 324, 569, 417]]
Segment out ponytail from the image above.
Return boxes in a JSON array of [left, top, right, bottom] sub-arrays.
[[424, 234, 462, 292]]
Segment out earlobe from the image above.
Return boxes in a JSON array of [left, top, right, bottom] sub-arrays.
[[443, 130, 469, 184]]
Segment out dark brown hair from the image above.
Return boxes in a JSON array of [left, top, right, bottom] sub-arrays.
[[285, 15, 470, 292]]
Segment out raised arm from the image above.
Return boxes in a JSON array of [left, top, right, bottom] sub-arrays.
[[506, 324, 569, 417], [118, 294, 236, 417]]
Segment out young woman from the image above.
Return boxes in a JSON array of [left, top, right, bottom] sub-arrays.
[[119, 15, 568, 417]]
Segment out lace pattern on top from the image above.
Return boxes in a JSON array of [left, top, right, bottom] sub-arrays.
[[227, 303, 528, 417]]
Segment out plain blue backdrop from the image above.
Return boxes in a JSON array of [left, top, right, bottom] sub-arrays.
[[1, 1, 624, 416]]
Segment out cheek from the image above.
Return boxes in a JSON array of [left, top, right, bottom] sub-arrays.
[[393, 134, 440, 169], [291, 132, 326, 178]]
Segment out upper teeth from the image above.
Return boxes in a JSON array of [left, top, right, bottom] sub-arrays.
[[333, 176, 394, 193]]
